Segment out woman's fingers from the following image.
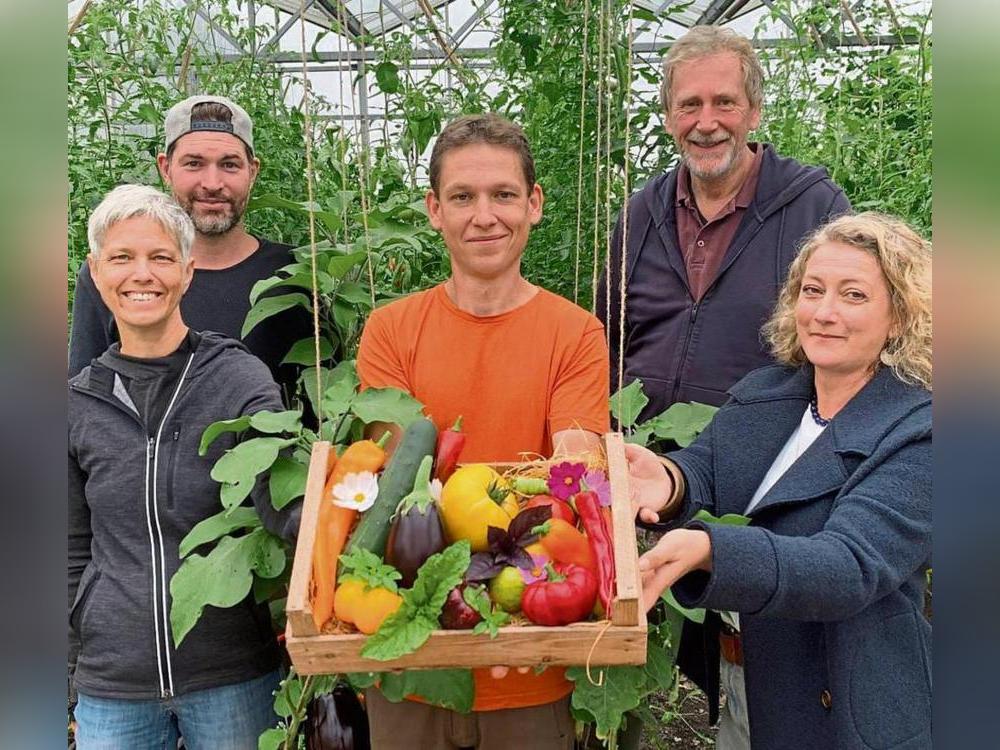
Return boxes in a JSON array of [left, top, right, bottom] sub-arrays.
[[641, 563, 682, 612], [488, 665, 531, 679]]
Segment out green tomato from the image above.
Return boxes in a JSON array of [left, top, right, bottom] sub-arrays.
[[488, 566, 525, 613]]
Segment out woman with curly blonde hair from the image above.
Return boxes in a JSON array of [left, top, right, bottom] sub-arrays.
[[627, 212, 932, 749]]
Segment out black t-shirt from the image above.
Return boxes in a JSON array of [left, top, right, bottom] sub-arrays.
[[101, 330, 202, 431], [69, 238, 312, 405]]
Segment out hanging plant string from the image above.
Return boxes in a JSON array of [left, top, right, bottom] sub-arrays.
[[572, 0, 592, 305]]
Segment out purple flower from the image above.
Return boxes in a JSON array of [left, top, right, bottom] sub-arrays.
[[547, 461, 587, 500], [583, 469, 612, 508], [519, 554, 550, 584]]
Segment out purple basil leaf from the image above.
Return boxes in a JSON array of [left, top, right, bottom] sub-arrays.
[[509, 506, 551, 546], [508, 546, 535, 571], [466, 553, 503, 582], [486, 525, 508, 553]]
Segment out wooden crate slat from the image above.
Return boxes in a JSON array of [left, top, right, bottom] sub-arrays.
[[605, 432, 641, 626], [285, 441, 330, 638]]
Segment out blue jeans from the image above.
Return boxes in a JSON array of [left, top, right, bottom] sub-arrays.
[[74, 670, 281, 750]]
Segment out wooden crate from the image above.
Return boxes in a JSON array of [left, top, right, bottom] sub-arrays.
[[285, 433, 647, 673]]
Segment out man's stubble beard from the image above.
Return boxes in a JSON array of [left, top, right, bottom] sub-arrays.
[[177, 194, 248, 236]]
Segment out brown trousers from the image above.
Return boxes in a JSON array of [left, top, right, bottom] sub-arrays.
[[364, 689, 575, 750]]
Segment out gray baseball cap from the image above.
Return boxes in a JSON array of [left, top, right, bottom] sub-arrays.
[[163, 94, 254, 154]]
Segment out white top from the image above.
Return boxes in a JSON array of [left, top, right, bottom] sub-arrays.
[[723, 405, 827, 631]]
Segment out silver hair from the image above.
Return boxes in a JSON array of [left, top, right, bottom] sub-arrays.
[[660, 25, 765, 113], [87, 184, 195, 261]]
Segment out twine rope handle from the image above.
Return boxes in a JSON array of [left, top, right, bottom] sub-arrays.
[[584, 618, 615, 687]]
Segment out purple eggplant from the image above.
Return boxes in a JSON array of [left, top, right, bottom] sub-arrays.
[[385, 455, 447, 587], [304, 684, 370, 750]]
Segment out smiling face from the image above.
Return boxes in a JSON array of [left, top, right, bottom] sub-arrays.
[[157, 132, 259, 236], [88, 215, 194, 339], [426, 143, 543, 283], [795, 242, 897, 381], [664, 52, 760, 182]]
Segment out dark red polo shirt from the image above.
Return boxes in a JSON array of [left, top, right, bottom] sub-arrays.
[[676, 143, 764, 301]]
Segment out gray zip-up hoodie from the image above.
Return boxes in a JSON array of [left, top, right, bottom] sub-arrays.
[[69, 331, 300, 700]]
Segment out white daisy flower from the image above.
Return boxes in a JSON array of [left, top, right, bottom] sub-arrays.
[[331, 471, 379, 512], [429, 478, 443, 503]]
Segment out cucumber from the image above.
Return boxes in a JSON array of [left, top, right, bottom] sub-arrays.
[[345, 417, 438, 556]]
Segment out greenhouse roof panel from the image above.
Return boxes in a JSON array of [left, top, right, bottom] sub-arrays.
[[633, 0, 766, 28]]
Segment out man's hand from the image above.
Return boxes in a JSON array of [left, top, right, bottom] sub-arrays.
[[625, 443, 673, 523], [637, 529, 712, 612]]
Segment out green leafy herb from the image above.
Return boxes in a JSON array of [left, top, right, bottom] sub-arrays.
[[338, 548, 402, 592], [379, 669, 474, 713], [360, 541, 471, 661], [462, 584, 510, 638]]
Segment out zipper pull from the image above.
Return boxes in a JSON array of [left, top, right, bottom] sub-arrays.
[[147, 437, 154, 458]]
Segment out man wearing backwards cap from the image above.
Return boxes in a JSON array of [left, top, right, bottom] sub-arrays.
[[69, 95, 311, 404]]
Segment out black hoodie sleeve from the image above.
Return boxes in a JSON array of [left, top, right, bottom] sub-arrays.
[[68, 443, 92, 700]]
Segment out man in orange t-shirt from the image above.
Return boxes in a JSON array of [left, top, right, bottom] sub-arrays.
[[357, 114, 610, 750]]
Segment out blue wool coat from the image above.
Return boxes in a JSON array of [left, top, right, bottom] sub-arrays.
[[667, 364, 932, 749]]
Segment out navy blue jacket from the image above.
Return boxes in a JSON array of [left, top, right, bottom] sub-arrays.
[[666, 364, 932, 749], [598, 145, 850, 419]]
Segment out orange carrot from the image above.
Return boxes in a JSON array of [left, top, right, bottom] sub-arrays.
[[310, 435, 391, 630]]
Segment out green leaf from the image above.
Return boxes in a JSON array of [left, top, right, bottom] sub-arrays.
[[374, 61, 401, 93], [273, 673, 304, 718], [643, 633, 677, 693], [610, 379, 649, 429], [648, 402, 718, 447], [257, 728, 285, 750], [178, 507, 261, 558], [249, 410, 303, 434], [249, 271, 332, 305], [251, 532, 288, 579], [328, 251, 369, 280], [170, 531, 262, 646], [567, 665, 648, 740], [632, 8, 660, 23], [379, 669, 475, 713], [302, 360, 360, 420], [336, 280, 374, 306], [624, 424, 655, 447], [692, 509, 751, 527], [282, 336, 335, 366], [269, 455, 308, 510], [361, 541, 471, 660], [351, 387, 425, 427], [211, 437, 297, 510], [661, 588, 706, 624], [344, 672, 380, 691], [199, 415, 252, 455], [242, 293, 312, 337]]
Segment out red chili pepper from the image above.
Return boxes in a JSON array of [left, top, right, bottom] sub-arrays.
[[433, 416, 466, 483], [521, 562, 598, 626], [573, 490, 615, 616]]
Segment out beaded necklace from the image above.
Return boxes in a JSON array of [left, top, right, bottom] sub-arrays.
[[809, 394, 831, 427]]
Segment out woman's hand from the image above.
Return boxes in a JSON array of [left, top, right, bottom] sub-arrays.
[[625, 443, 673, 523], [637, 529, 712, 612]]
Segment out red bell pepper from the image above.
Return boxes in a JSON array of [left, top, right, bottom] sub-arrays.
[[433, 416, 466, 483], [521, 562, 598, 626], [573, 490, 616, 616]]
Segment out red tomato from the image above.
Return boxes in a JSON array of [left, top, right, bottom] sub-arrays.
[[524, 495, 576, 525]]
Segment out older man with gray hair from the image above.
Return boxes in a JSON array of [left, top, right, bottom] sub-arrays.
[[597, 24, 851, 747], [69, 184, 298, 749]]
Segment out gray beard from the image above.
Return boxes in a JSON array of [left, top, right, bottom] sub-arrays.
[[191, 210, 240, 236]]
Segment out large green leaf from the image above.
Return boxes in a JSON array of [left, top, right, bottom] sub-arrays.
[[351, 387, 424, 427], [249, 410, 303, 434], [249, 271, 333, 304], [170, 529, 263, 646], [302, 360, 359, 420], [178, 507, 261, 558], [567, 664, 647, 740], [379, 669, 474, 713], [662, 589, 706, 624], [269, 455, 308, 510], [374, 60, 401, 93], [282, 336, 335, 366], [257, 728, 284, 750], [211, 437, 297, 510], [199, 415, 252, 455], [610, 379, 649, 429], [336, 280, 374, 306], [242, 293, 312, 337], [648, 402, 718, 447], [327, 251, 369, 280]]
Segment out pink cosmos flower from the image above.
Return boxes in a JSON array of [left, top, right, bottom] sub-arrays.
[[583, 469, 612, 508], [519, 554, 550, 584], [547, 461, 586, 500]]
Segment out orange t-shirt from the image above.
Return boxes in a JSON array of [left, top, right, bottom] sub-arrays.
[[357, 282, 610, 710]]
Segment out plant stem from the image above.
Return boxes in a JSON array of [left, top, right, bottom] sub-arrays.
[[282, 673, 315, 750]]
